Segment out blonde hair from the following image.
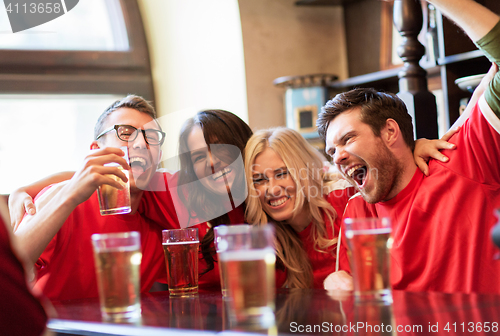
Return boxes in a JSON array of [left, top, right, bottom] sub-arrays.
[[244, 127, 339, 288]]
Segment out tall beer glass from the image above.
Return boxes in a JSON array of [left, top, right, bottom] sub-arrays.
[[213, 224, 251, 297], [97, 146, 131, 216], [344, 217, 392, 303], [91, 231, 142, 320], [218, 225, 276, 326], [162, 228, 199, 296]]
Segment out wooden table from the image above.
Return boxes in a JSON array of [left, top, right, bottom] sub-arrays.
[[48, 289, 500, 335]]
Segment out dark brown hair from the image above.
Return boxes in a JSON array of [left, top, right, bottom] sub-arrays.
[[317, 88, 415, 151], [178, 110, 253, 275]]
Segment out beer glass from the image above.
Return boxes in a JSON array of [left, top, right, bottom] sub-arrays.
[[97, 146, 131, 215], [344, 217, 392, 303], [218, 225, 276, 326], [91, 231, 142, 320], [213, 224, 251, 296], [162, 228, 199, 296]]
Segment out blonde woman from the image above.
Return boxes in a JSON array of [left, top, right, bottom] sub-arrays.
[[244, 127, 365, 289]]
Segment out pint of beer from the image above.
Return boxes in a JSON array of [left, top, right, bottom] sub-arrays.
[[97, 167, 131, 215], [97, 146, 131, 216], [344, 217, 392, 303], [217, 225, 276, 326], [162, 228, 199, 296], [213, 224, 252, 297], [91, 231, 142, 320]]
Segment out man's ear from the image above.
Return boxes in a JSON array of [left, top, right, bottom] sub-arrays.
[[90, 141, 100, 150], [381, 118, 401, 147]]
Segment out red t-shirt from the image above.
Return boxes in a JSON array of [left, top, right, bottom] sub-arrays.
[[138, 171, 181, 229], [143, 170, 239, 229], [141, 171, 247, 289], [344, 96, 500, 294], [34, 186, 178, 301], [0, 216, 48, 335], [289, 181, 356, 288]]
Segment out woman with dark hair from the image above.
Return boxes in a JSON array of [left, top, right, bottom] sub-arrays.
[[176, 110, 252, 228], [174, 110, 253, 286], [136, 109, 255, 289]]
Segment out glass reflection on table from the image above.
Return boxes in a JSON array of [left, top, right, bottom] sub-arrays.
[[49, 289, 500, 336]]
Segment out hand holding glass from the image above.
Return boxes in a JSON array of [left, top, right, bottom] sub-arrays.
[[97, 146, 131, 216]]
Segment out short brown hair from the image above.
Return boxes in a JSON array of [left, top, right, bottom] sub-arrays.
[[317, 88, 415, 151], [94, 95, 158, 140]]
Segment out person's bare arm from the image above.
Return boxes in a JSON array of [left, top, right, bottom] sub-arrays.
[[15, 147, 129, 264], [413, 60, 498, 176], [451, 62, 499, 130], [9, 172, 75, 231], [428, 0, 499, 42], [414, 0, 500, 176]]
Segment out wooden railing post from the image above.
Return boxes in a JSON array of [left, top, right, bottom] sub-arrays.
[[394, 0, 438, 139]]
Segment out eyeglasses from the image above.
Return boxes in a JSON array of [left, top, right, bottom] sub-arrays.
[[96, 124, 166, 146]]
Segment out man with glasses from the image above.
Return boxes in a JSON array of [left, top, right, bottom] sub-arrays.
[[14, 95, 180, 300]]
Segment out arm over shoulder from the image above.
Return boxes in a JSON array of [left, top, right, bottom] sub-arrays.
[[476, 22, 500, 118]]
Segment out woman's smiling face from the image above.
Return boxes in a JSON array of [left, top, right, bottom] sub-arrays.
[[252, 147, 298, 223], [187, 125, 236, 195]]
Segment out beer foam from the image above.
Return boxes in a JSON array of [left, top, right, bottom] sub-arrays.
[[219, 248, 275, 262], [96, 245, 139, 253], [350, 228, 391, 236], [162, 241, 199, 245]]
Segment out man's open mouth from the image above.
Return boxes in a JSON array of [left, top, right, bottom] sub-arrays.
[[212, 167, 232, 181], [346, 164, 367, 187], [130, 157, 148, 173]]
